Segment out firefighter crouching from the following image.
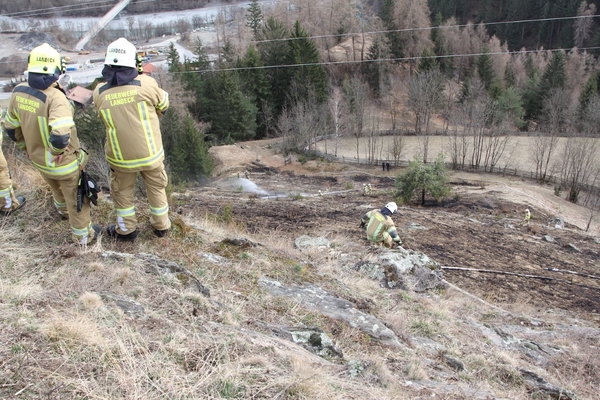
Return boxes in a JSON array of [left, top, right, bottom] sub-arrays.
[[93, 38, 171, 241], [0, 133, 25, 215], [360, 201, 402, 248], [4, 43, 100, 244]]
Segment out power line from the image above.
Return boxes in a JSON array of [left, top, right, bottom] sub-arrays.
[[2, 0, 165, 18], [251, 14, 600, 45], [2, 0, 121, 18], [167, 45, 600, 75], [2, 0, 599, 45]]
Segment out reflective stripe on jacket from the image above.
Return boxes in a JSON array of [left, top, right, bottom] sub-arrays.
[[365, 209, 398, 242], [5, 83, 81, 176], [93, 74, 169, 172]]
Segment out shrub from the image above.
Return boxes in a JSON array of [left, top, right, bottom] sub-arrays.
[[395, 154, 450, 205]]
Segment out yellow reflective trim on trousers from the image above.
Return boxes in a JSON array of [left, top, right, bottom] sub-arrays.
[[137, 101, 156, 154], [0, 185, 11, 197], [100, 109, 122, 160], [54, 198, 67, 208], [116, 207, 135, 217], [49, 116, 74, 130], [150, 204, 168, 216], [106, 148, 164, 169], [32, 152, 83, 177], [72, 223, 91, 237]]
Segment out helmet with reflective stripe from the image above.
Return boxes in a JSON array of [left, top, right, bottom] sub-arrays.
[[104, 37, 137, 68], [27, 43, 61, 75], [384, 202, 398, 214]]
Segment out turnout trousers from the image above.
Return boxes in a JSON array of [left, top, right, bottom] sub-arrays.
[[0, 150, 19, 212], [110, 164, 170, 235], [42, 168, 95, 244]]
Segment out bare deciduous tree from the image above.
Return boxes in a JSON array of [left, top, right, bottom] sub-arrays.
[[408, 68, 444, 163], [559, 96, 600, 203], [342, 75, 371, 162], [574, 1, 597, 48], [394, 0, 432, 75], [328, 85, 346, 157], [534, 88, 571, 182]]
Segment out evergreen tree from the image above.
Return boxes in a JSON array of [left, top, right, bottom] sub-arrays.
[[166, 42, 182, 73], [237, 45, 271, 138], [477, 46, 495, 91], [220, 39, 237, 67], [246, 0, 263, 38], [418, 47, 439, 72], [540, 50, 567, 90], [171, 114, 213, 182], [210, 72, 258, 143], [286, 21, 328, 103], [395, 154, 450, 205], [380, 0, 403, 60], [363, 37, 387, 97], [496, 86, 526, 129], [524, 50, 567, 120], [504, 62, 515, 88], [578, 72, 599, 116], [162, 109, 213, 183], [257, 17, 290, 116], [431, 12, 453, 76]]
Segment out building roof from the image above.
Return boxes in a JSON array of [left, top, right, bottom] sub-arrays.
[[66, 86, 93, 105], [142, 63, 158, 75]]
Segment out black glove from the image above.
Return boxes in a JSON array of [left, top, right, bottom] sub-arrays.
[[360, 220, 366, 229], [77, 170, 100, 212]]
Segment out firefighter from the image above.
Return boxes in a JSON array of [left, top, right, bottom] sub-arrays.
[[4, 43, 99, 244], [93, 38, 170, 241], [0, 134, 25, 215], [360, 201, 402, 248], [525, 208, 531, 225]]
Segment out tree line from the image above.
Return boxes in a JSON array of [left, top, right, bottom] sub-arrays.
[[3, 0, 599, 210]]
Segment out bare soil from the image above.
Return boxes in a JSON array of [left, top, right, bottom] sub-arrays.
[[191, 139, 600, 324]]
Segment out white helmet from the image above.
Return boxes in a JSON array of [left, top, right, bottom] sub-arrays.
[[385, 202, 398, 214], [104, 37, 138, 68]]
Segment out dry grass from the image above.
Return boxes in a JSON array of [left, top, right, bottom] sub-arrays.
[[1, 159, 598, 399]]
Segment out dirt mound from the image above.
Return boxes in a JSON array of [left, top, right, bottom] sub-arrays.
[[18, 32, 59, 51]]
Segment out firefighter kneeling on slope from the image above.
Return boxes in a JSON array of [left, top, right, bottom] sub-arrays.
[[360, 201, 402, 248]]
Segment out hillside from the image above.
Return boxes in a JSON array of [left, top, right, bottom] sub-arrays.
[[1, 139, 598, 399]]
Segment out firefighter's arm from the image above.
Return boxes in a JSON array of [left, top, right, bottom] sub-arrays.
[[47, 95, 74, 156], [3, 106, 26, 151], [155, 88, 169, 116], [360, 212, 371, 229], [388, 226, 401, 242]]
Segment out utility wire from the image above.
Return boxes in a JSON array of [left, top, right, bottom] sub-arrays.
[[1, 0, 160, 18], [2, 0, 600, 46], [166, 45, 600, 75]]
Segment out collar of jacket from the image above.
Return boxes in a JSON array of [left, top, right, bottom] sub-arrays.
[[102, 65, 139, 86], [28, 71, 60, 90]]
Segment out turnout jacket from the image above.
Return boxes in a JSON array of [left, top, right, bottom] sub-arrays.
[[361, 208, 399, 243], [4, 83, 83, 177], [93, 73, 169, 172]]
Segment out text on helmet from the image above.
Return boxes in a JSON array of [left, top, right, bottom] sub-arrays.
[[36, 56, 56, 63], [109, 48, 127, 54]]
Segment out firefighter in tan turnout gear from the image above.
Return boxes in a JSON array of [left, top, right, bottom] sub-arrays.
[[93, 38, 170, 240], [4, 43, 99, 243], [360, 202, 402, 248], [0, 133, 25, 216]]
